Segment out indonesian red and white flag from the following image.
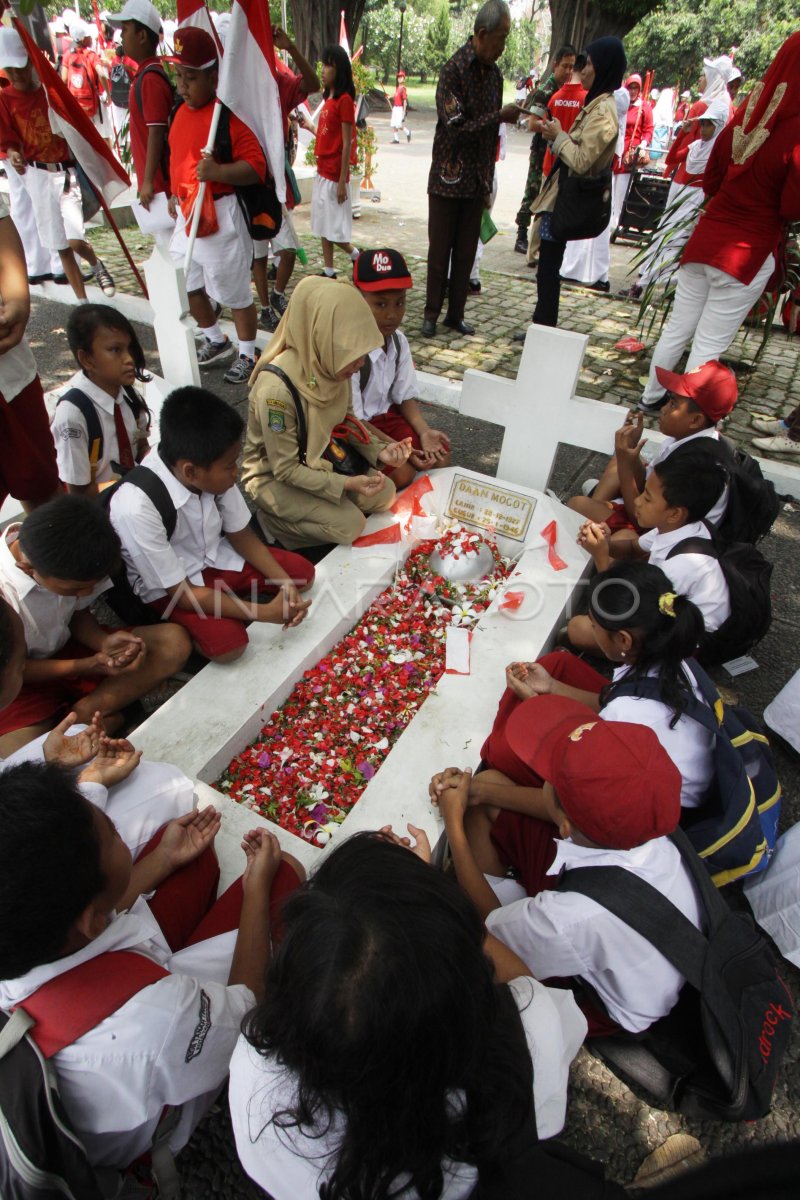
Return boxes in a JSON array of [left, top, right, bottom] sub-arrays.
[[13, 19, 129, 205], [176, 0, 224, 55], [216, 0, 286, 203], [339, 10, 351, 57]]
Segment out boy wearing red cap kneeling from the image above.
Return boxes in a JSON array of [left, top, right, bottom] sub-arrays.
[[431, 696, 706, 1037], [352, 248, 451, 489], [567, 359, 736, 549]]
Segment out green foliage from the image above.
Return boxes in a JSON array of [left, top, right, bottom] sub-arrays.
[[360, 5, 432, 81], [425, 3, 450, 78], [625, 0, 796, 86]]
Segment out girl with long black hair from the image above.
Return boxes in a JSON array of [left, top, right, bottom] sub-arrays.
[[447, 562, 714, 818], [303, 44, 359, 277], [229, 831, 586, 1199]]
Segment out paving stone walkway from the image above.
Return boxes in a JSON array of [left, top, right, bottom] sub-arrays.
[[86, 208, 800, 469]]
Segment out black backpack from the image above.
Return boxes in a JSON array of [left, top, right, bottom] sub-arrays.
[[102, 465, 178, 627], [215, 104, 282, 241], [666, 526, 773, 665], [56, 386, 148, 480], [668, 437, 780, 545], [609, 659, 781, 885], [110, 59, 132, 108], [559, 826, 794, 1122]]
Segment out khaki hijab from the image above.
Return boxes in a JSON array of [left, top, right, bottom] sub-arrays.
[[249, 276, 383, 409]]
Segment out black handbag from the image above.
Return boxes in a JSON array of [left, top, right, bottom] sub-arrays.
[[550, 164, 613, 242], [261, 365, 372, 476]]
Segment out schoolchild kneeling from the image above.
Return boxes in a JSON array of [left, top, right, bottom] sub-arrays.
[[165, 27, 261, 385], [242, 277, 412, 551], [0, 497, 190, 756], [352, 248, 451, 489], [432, 700, 706, 1037], [566, 360, 736, 547], [52, 305, 151, 496], [109, 387, 314, 663], [478, 563, 714, 812], [570, 446, 730, 649], [0, 760, 304, 1173]]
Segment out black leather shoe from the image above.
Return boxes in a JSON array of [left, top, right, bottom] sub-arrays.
[[28, 272, 53, 285], [421, 319, 437, 337], [514, 235, 528, 254], [51, 273, 68, 285], [511, 329, 527, 343], [443, 318, 475, 335]]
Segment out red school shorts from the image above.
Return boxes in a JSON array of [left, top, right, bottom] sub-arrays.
[[0, 638, 100, 737], [0, 376, 60, 508], [370, 406, 422, 476], [605, 500, 644, 536], [147, 551, 315, 660]]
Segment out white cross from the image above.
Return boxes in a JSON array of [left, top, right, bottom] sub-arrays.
[[459, 324, 635, 492], [144, 246, 202, 389]]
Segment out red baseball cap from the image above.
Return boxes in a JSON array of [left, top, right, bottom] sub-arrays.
[[164, 26, 218, 69], [654, 359, 737, 423], [506, 695, 682, 850], [353, 248, 413, 292]]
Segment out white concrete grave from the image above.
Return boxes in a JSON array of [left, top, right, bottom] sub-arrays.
[[131, 467, 589, 888]]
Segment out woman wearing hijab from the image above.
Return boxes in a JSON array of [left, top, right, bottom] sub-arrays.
[[621, 94, 730, 299], [610, 73, 654, 230], [242, 278, 411, 549], [662, 54, 734, 178], [518, 37, 626, 331], [639, 33, 800, 411], [559, 82, 629, 292]]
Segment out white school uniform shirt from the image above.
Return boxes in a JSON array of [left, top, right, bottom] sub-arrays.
[[51, 371, 149, 487], [0, 525, 109, 657], [1, 732, 193, 857], [487, 836, 706, 1034], [229, 975, 586, 1199], [108, 447, 250, 603], [350, 330, 418, 422], [0, 194, 38, 403], [648, 428, 728, 526], [639, 521, 731, 632], [601, 663, 714, 808], [0, 897, 253, 1168]]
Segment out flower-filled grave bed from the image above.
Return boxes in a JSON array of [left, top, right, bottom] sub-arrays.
[[217, 527, 513, 842]]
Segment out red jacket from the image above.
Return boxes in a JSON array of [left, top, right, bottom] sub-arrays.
[[682, 115, 800, 284]]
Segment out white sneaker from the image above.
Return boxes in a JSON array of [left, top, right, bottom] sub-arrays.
[[581, 477, 600, 497], [750, 414, 786, 435], [751, 433, 800, 455]]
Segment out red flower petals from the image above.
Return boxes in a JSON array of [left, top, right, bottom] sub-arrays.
[[217, 529, 513, 843]]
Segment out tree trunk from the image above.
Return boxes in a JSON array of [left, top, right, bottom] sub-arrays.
[[547, 0, 665, 67], [547, 0, 590, 67], [584, 3, 653, 45], [289, 0, 368, 70]]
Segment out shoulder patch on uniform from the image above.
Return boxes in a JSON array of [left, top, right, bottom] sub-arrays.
[[60, 425, 84, 441], [268, 408, 286, 433], [185, 989, 212, 1062]]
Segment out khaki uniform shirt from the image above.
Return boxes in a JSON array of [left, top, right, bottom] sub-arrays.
[[531, 92, 619, 217], [241, 371, 386, 520]]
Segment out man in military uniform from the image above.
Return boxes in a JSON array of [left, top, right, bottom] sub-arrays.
[[513, 44, 576, 255]]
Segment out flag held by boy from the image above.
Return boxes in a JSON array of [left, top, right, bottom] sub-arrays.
[[216, 0, 286, 203]]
